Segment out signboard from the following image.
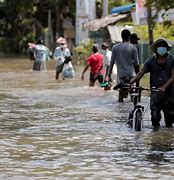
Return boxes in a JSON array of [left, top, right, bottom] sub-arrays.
[[134, 0, 147, 25], [132, 0, 174, 25]]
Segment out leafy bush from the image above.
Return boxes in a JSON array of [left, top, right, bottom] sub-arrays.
[[73, 39, 94, 65]]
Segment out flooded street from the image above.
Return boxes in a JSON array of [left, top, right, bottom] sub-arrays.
[[0, 58, 174, 180]]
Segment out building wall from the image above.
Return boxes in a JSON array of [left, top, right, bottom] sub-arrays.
[[75, 0, 96, 45]]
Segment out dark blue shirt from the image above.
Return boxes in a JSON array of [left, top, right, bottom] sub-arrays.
[[143, 54, 174, 88]]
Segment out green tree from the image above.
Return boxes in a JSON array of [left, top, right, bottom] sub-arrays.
[[1, 0, 76, 54], [145, 0, 174, 44], [4, 0, 36, 53]]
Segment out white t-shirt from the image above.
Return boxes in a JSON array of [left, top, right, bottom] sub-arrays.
[[103, 50, 117, 75], [53, 46, 74, 71]]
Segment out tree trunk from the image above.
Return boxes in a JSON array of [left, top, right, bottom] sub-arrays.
[[147, 5, 153, 45]]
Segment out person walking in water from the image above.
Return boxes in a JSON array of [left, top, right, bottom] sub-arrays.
[[130, 32, 140, 75], [53, 37, 75, 80], [100, 42, 117, 90], [107, 29, 139, 102], [130, 32, 141, 100], [130, 38, 174, 128], [81, 44, 104, 87], [32, 39, 49, 71]]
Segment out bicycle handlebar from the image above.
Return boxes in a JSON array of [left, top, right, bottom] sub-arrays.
[[131, 86, 159, 92], [113, 83, 159, 92]]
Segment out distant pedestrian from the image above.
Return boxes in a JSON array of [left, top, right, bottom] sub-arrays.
[[53, 37, 75, 80], [32, 39, 49, 71], [81, 44, 104, 87], [130, 33, 141, 98], [100, 42, 117, 90], [130, 33, 141, 63]]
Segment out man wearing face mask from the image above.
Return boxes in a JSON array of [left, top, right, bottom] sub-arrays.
[[53, 37, 75, 80], [130, 38, 174, 128]]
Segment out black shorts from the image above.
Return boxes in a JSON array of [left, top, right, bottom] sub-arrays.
[[33, 61, 41, 71], [119, 76, 132, 98], [89, 73, 103, 84]]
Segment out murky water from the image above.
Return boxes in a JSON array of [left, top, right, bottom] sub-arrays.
[[0, 58, 174, 180]]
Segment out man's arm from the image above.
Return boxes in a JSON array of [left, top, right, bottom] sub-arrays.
[[134, 65, 140, 74], [130, 69, 145, 84], [158, 69, 174, 91], [81, 65, 90, 80]]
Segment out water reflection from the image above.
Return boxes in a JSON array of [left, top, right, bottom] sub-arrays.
[[145, 130, 174, 165], [0, 58, 174, 179]]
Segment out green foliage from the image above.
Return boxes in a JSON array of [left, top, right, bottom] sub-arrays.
[[19, 32, 35, 53], [73, 39, 94, 64], [146, 0, 174, 11], [1, 0, 174, 55], [133, 21, 174, 42]]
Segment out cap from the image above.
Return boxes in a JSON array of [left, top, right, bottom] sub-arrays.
[[130, 33, 140, 40], [151, 38, 172, 52], [56, 37, 66, 44]]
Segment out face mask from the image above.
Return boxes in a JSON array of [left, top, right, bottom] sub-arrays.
[[60, 44, 67, 49], [157, 47, 167, 56], [101, 49, 107, 55]]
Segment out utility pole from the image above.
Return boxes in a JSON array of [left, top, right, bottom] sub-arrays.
[[47, 9, 53, 48], [147, 1, 153, 56], [103, 0, 108, 16]]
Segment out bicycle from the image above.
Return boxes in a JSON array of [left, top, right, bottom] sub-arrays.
[[113, 83, 159, 131]]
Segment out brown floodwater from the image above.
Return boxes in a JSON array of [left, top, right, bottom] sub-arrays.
[[0, 57, 174, 180]]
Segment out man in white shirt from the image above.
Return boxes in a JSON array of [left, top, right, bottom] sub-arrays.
[[53, 38, 75, 80], [101, 43, 117, 80]]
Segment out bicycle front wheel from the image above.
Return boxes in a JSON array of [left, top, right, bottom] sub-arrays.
[[134, 111, 143, 131]]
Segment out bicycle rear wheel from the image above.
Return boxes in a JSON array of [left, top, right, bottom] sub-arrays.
[[134, 111, 143, 131]]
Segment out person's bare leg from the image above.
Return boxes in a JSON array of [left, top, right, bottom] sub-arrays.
[[118, 91, 124, 102], [89, 81, 94, 87], [56, 72, 59, 80]]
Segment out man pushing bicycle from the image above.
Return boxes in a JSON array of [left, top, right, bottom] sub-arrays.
[[130, 38, 174, 128]]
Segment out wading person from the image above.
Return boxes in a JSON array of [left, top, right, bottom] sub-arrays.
[[130, 38, 174, 128], [107, 29, 139, 102], [130, 32, 140, 75], [130, 33, 141, 100], [32, 39, 48, 71], [53, 37, 75, 80], [100, 42, 117, 90], [81, 44, 104, 87]]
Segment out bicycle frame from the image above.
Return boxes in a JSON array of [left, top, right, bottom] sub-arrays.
[[113, 82, 159, 131], [131, 104, 144, 131], [126, 86, 158, 131], [127, 87, 144, 131]]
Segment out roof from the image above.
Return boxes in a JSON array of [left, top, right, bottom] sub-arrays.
[[111, 3, 136, 14], [83, 14, 127, 31]]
